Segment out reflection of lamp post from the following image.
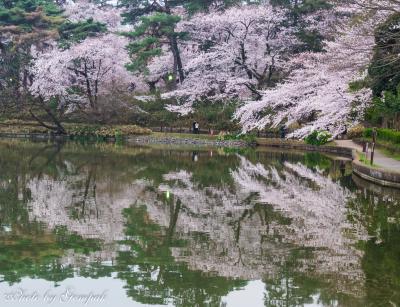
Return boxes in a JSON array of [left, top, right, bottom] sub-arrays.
[[165, 191, 170, 200]]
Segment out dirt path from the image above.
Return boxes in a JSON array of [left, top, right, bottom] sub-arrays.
[[336, 140, 400, 170]]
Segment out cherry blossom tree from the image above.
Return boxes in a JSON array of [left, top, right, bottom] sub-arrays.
[[234, 45, 371, 137], [159, 4, 298, 112], [29, 34, 142, 128], [234, 3, 381, 137]]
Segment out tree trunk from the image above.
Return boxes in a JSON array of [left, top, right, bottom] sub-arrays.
[[30, 97, 67, 135], [293, 0, 299, 26], [42, 105, 66, 134], [169, 36, 185, 84], [163, 1, 184, 86], [244, 83, 262, 100]]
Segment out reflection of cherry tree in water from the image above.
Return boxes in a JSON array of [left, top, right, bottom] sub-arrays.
[[264, 250, 327, 307], [25, 141, 102, 221], [69, 164, 99, 221], [0, 147, 102, 284], [230, 199, 292, 267], [116, 194, 245, 306], [347, 187, 400, 306], [27, 141, 65, 178], [0, 162, 31, 233], [140, 158, 368, 305], [0, 141, 247, 301], [2, 140, 400, 305], [0, 141, 69, 234], [117, 175, 354, 306], [230, 202, 359, 306]]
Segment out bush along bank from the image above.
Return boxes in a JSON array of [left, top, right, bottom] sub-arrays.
[[351, 127, 400, 158], [0, 121, 152, 141], [217, 133, 257, 146], [0, 121, 253, 147], [305, 130, 332, 146], [67, 124, 152, 140], [363, 128, 400, 145]]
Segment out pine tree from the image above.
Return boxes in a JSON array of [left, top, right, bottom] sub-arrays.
[[0, 0, 63, 103], [270, 0, 332, 52], [120, 0, 187, 86]]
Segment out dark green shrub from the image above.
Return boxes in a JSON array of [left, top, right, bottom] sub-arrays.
[[369, 13, 400, 97], [241, 134, 257, 144], [304, 130, 331, 146], [218, 133, 256, 144], [363, 128, 400, 144]]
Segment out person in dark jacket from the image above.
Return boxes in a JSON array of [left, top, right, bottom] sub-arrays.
[[192, 121, 200, 134], [279, 126, 286, 139]]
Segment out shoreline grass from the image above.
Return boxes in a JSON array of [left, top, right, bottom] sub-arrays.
[[354, 137, 400, 161], [151, 132, 218, 140], [358, 152, 379, 168]]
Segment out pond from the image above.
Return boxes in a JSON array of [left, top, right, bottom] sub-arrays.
[[0, 139, 399, 307]]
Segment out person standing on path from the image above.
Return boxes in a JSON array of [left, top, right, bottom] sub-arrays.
[[279, 126, 286, 139], [192, 121, 199, 134]]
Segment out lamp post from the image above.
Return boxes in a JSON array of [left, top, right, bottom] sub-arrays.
[[371, 127, 377, 165]]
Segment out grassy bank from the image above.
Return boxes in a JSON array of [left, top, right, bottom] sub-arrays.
[[151, 132, 218, 140], [256, 138, 305, 146], [358, 152, 379, 167], [355, 137, 400, 161], [348, 128, 400, 161], [0, 120, 151, 138]]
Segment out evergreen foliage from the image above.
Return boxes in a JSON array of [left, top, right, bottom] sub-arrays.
[[124, 13, 184, 73], [58, 18, 106, 49], [369, 12, 400, 97], [271, 0, 332, 52]]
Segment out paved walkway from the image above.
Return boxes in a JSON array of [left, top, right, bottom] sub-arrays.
[[336, 140, 400, 170]]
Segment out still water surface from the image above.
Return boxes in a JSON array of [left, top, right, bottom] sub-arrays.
[[0, 139, 399, 307]]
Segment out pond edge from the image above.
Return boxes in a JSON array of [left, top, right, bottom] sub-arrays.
[[256, 139, 400, 188], [2, 133, 399, 188]]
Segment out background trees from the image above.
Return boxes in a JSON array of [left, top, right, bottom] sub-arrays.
[[349, 0, 400, 128], [1, 0, 142, 131], [2, 0, 400, 136], [0, 0, 62, 109], [271, 0, 332, 52], [120, 0, 371, 137]]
